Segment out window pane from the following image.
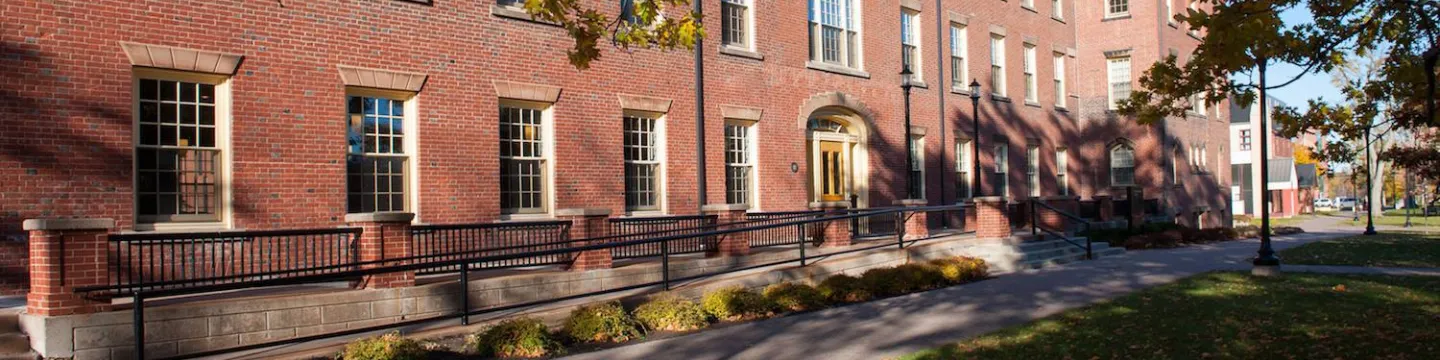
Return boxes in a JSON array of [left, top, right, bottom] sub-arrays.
[[500, 105, 548, 214], [624, 115, 661, 210]]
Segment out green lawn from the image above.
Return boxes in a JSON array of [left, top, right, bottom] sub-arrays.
[[1280, 233, 1440, 268], [902, 272, 1440, 360], [1344, 213, 1440, 228]]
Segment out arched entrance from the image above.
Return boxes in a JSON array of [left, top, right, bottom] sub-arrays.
[[798, 92, 874, 209]]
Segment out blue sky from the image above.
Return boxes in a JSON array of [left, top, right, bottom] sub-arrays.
[[1261, 5, 1343, 110]]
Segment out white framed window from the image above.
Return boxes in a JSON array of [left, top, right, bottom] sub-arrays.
[[624, 112, 666, 212], [1164, 0, 1173, 24], [1191, 93, 1208, 116], [1240, 130, 1252, 150], [499, 101, 553, 215], [1107, 56, 1131, 110], [133, 70, 231, 226], [721, 0, 753, 50], [1023, 44, 1037, 103], [956, 139, 972, 199], [1110, 142, 1135, 186], [725, 120, 758, 206], [1172, 146, 1182, 182], [1201, 142, 1209, 173], [1053, 52, 1066, 107], [809, 0, 862, 69], [1056, 148, 1069, 196], [901, 9, 922, 78], [950, 24, 968, 90], [994, 143, 1009, 198], [346, 90, 417, 214], [990, 34, 1007, 97], [1107, 0, 1129, 18], [1053, 0, 1064, 19], [909, 135, 925, 199], [1188, 1, 1201, 36], [1026, 144, 1040, 197], [1022, 0, 1034, 9]]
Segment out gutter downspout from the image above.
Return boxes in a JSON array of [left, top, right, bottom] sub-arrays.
[[936, 0, 946, 209], [694, 0, 707, 211]]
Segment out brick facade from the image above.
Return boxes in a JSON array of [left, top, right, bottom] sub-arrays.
[[1, 0, 1231, 293]]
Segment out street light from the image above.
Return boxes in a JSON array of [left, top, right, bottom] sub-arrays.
[[969, 79, 983, 198], [901, 65, 917, 200], [1253, 59, 1280, 275], [1364, 124, 1377, 235]]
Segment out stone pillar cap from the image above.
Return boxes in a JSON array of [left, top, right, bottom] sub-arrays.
[[701, 204, 749, 212], [23, 218, 115, 231], [344, 212, 416, 223], [808, 201, 851, 209], [893, 199, 928, 206], [972, 196, 1007, 203], [556, 208, 613, 217]]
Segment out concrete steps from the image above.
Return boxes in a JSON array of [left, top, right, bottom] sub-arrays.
[[0, 308, 36, 360], [951, 235, 1126, 273]]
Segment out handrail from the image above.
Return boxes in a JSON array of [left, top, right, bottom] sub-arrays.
[[96, 204, 967, 360], [1030, 199, 1093, 260]]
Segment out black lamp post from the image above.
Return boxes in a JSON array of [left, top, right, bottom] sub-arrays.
[[969, 79, 983, 198], [1253, 59, 1280, 273], [1364, 123, 1377, 235], [902, 65, 917, 200]]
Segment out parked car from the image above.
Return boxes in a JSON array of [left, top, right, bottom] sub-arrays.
[[1336, 197, 1357, 210], [1314, 198, 1334, 209]]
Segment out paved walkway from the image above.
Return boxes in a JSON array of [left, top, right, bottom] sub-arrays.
[[561, 229, 1359, 360]]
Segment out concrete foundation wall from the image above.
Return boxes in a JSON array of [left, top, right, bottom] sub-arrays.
[[22, 235, 984, 360]]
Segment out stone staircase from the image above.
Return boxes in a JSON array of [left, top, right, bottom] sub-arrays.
[[0, 306, 37, 360], [954, 234, 1126, 274]]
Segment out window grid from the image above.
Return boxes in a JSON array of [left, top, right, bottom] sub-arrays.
[[1111, 144, 1136, 186], [901, 10, 919, 75], [909, 136, 924, 198], [1056, 148, 1069, 196], [991, 35, 1006, 96], [136, 79, 221, 220], [346, 96, 408, 213], [1053, 0, 1063, 19], [1053, 53, 1066, 106], [1108, 0, 1129, 17], [1027, 145, 1040, 197], [724, 123, 753, 206], [1023, 0, 1034, 8], [1108, 57, 1132, 109], [810, 0, 860, 68], [721, 0, 749, 48], [956, 140, 972, 199], [1240, 130, 1252, 150], [1023, 45, 1037, 102], [624, 115, 661, 211], [500, 106, 547, 214], [995, 144, 1009, 198], [950, 25, 967, 89]]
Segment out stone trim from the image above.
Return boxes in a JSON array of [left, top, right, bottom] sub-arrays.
[[1067, 47, 1078, 57], [808, 201, 850, 209], [119, 42, 244, 75], [894, 199, 928, 206], [556, 208, 612, 217], [1022, 35, 1039, 45], [989, 24, 1006, 36], [718, 45, 765, 61], [701, 204, 749, 212], [900, 0, 922, 11], [720, 105, 763, 121], [23, 218, 115, 231], [973, 196, 1006, 203], [1104, 48, 1133, 58], [492, 80, 562, 103], [796, 92, 877, 129], [490, 4, 561, 26], [337, 65, 427, 92], [1052, 44, 1068, 54], [948, 11, 971, 25], [343, 212, 415, 223], [805, 61, 872, 79], [910, 126, 928, 136], [617, 94, 673, 113]]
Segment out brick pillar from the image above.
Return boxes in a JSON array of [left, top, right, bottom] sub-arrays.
[[894, 199, 929, 240], [973, 197, 1012, 239], [24, 218, 114, 316], [963, 200, 978, 232], [1095, 195, 1114, 222], [558, 208, 612, 271], [1128, 187, 1144, 230], [811, 202, 852, 248], [702, 204, 750, 257], [345, 212, 416, 289]]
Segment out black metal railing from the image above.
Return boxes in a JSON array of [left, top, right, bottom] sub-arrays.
[[925, 205, 971, 233], [1144, 198, 1161, 216], [1030, 199, 1094, 259], [106, 228, 363, 295], [79, 205, 972, 360], [1078, 200, 1100, 220], [850, 209, 899, 238], [1113, 197, 1132, 218], [411, 221, 572, 274], [608, 215, 718, 259], [744, 211, 824, 248]]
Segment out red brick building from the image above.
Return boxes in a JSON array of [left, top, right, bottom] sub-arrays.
[[0, 0, 1230, 293]]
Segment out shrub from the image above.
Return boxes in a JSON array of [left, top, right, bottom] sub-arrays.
[[1233, 225, 1261, 239], [700, 286, 776, 321], [894, 263, 946, 291], [763, 282, 828, 312], [339, 332, 427, 360], [1123, 229, 1184, 249], [467, 317, 564, 358], [930, 256, 989, 284], [860, 267, 911, 297], [817, 274, 873, 303], [633, 293, 710, 332], [1273, 226, 1306, 235], [564, 302, 644, 343]]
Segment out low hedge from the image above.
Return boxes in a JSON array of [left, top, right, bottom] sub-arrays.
[[468, 317, 565, 358], [763, 282, 828, 312], [817, 274, 873, 303], [929, 256, 989, 284], [564, 302, 645, 343], [338, 332, 427, 360], [701, 286, 776, 321], [633, 293, 710, 332]]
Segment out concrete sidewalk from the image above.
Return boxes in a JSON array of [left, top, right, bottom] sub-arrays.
[[560, 230, 1356, 360]]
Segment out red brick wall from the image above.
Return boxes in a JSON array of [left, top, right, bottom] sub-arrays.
[[0, 240, 26, 295]]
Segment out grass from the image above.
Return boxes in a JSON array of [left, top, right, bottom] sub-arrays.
[[1242, 214, 1315, 228], [1280, 233, 1440, 268], [902, 272, 1440, 360], [1343, 212, 1440, 228]]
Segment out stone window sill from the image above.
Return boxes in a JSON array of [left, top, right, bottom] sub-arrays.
[[492, 5, 561, 27], [991, 94, 1012, 103], [907, 80, 929, 89], [1022, 6, 1037, 14], [1103, 14, 1131, 22], [719, 46, 764, 61], [1052, 16, 1066, 24], [951, 87, 972, 96], [129, 222, 230, 233], [806, 61, 871, 79], [498, 213, 555, 222], [1024, 101, 1042, 108]]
